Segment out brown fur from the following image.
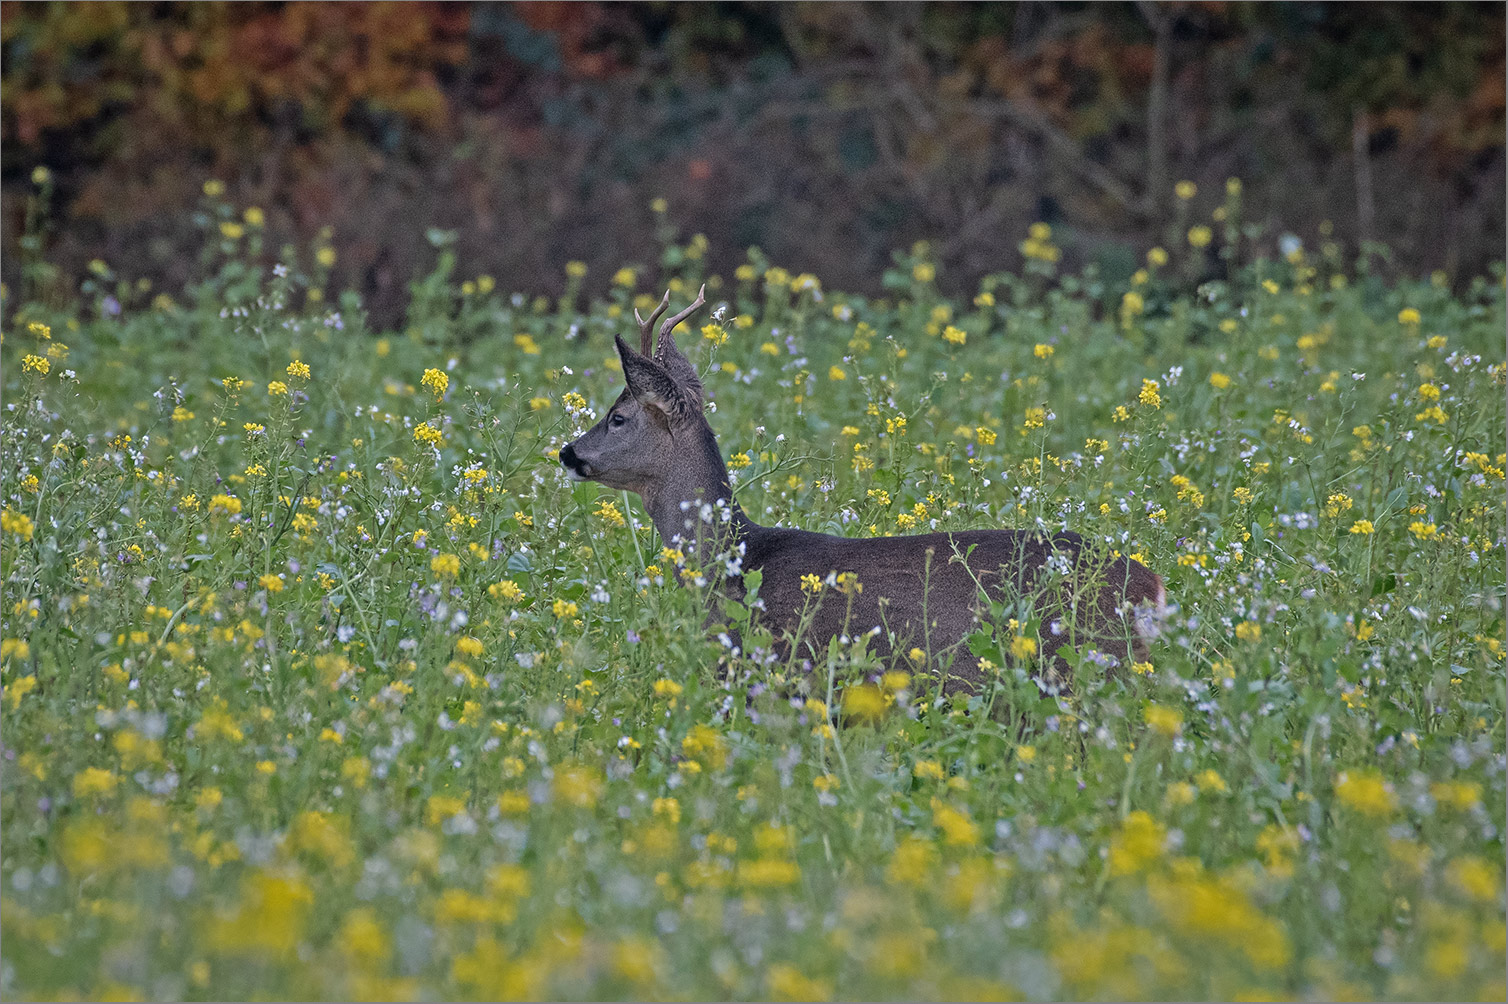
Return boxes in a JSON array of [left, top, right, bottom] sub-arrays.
[[561, 289, 1166, 696]]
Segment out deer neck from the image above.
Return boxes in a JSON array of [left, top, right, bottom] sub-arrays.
[[642, 420, 751, 570]]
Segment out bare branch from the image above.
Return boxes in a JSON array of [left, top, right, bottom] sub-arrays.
[[972, 99, 1141, 213]]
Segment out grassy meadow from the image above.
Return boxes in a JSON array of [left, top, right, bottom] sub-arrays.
[[1, 183, 1505, 1000]]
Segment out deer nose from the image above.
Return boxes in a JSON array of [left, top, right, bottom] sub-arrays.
[[559, 442, 589, 478]]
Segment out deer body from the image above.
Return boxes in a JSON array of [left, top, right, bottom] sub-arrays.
[[560, 288, 1166, 696]]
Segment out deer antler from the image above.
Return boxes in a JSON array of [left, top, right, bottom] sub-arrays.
[[634, 291, 671, 356], [655, 284, 707, 363]]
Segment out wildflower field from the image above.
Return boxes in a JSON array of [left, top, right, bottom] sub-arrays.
[[2, 184, 1505, 1001]]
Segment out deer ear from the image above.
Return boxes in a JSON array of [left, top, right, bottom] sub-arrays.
[[656, 332, 705, 411], [616, 334, 685, 417]]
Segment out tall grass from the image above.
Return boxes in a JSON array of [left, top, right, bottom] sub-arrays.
[[2, 185, 1503, 1000]]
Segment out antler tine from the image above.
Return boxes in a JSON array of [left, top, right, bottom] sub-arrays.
[[656, 284, 707, 357], [634, 291, 671, 355]]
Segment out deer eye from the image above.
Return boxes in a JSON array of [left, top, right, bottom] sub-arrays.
[[609, 413, 627, 429]]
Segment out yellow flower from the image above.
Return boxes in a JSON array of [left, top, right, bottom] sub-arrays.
[[1349, 519, 1375, 535], [799, 573, 822, 594], [594, 499, 626, 527], [931, 798, 980, 846], [1334, 769, 1396, 817], [1188, 225, 1213, 248], [1108, 811, 1166, 875], [886, 836, 937, 887], [682, 724, 730, 769], [1445, 856, 1499, 902], [414, 423, 444, 447], [1234, 621, 1262, 642], [2, 510, 36, 541], [613, 267, 636, 288], [552, 764, 603, 808], [1165, 782, 1196, 807], [552, 598, 579, 619], [316, 246, 337, 268], [219, 221, 245, 240], [843, 684, 887, 725], [1147, 246, 1169, 267], [1146, 867, 1291, 970], [73, 767, 120, 798], [1323, 492, 1353, 518], [243, 206, 265, 227], [431, 553, 461, 578], [1195, 769, 1227, 793], [1138, 378, 1162, 408], [1209, 372, 1231, 390], [488, 579, 524, 602], [267, 380, 289, 397], [5, 672, 37, 710], [21, 354, 50, 375], [741, 857, 800, 888], [257, 574, 284, 593], [1145, 703, 1183, 737], [1033, 342, 1054, 359], [421, 368, 449, 398], [942, 325, 966, 346], [1398, 307, 1421, 326], [912, 262, 935, 283], [1175, 180, 1197, 200], [1414, 405, 1448, 424], [1430, 780, 1481, 812], [829, 365, 846, 381]]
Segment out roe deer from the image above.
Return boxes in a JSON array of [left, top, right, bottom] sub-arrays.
[[559, 287, 1167, 697]]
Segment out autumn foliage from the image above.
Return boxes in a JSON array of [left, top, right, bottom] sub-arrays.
[[2, 2, 1503, 320]]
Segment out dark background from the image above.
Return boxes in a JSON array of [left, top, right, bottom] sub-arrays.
[[3, 1, 1503, 325]]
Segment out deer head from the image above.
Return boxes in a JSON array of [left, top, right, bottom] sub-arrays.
[[559, 286, 710, 495]]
